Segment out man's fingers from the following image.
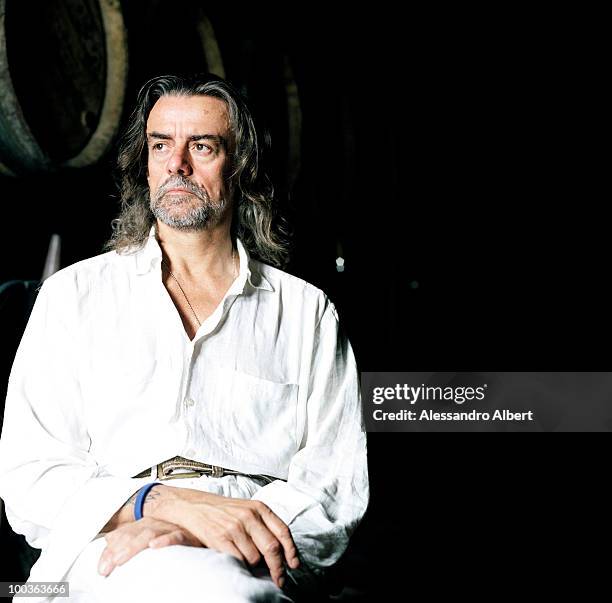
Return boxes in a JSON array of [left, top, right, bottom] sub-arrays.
[[223, 529, 284, 590], [217, 511, 286, 588], [98, 518, 199, 576], [149, 532, 178, 548], [98, 545, 116, 576], [260, 537, 286, 587], [255, 503, 300, 569], [227, 505, 289, 588], [238, 516, 286, 584], [213, 537, 249, 566], [99, 531, 125, 575], [221, 502, 298, 587], [149, 529, 199, 548], [100, 527, 155, 574], [223, 516, 265, 566]]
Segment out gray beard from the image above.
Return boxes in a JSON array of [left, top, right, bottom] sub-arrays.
[[149, 182, 229, 231]]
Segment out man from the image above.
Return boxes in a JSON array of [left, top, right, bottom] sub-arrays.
[[0, 74, 369, 602]]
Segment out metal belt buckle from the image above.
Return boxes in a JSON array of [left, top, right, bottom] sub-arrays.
[[158, 460, 207, 480], [210, 465, 225, 478], [157, 459, 226, 480]]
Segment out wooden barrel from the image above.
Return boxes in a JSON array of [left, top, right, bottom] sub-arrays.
[[0, 0, 127, 174]]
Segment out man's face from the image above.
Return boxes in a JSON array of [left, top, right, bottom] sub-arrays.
[[146, 94, 232, 231]]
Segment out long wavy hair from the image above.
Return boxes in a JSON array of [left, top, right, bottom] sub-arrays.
[[103, 73, 291, 269]]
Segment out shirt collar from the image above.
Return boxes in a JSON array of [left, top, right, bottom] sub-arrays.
[[132, 225, 274, 292]]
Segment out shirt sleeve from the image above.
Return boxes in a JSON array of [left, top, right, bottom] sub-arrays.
[[0, 274, 148, 582], [251, 297, 370, 579]]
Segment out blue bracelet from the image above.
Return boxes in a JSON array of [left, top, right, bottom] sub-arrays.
[[134, 482, 161, 521]]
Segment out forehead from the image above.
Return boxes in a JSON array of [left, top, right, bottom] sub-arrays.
[[146, 95, 230, 135]]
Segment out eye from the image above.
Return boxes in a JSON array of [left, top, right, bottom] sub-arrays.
[[152, 142, 166, 151], [194, 143, 212, 153]]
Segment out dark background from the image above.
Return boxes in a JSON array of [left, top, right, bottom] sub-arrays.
[[0, 2, 605, 598], [1, 5, 606, 372]]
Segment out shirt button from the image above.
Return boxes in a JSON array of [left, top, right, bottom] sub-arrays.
[[185, 397, 195, 407]]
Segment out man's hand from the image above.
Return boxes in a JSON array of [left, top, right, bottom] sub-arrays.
[[158, 493, 301, 589], [98, 516, 200, 577]]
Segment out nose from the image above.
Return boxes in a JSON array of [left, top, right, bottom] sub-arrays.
[[166, 145, 193, 177]]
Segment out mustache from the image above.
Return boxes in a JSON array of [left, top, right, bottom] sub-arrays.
[[156, 176, 208, 201]]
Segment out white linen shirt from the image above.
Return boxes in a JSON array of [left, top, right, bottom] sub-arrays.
[[0, 225, 369, 590]]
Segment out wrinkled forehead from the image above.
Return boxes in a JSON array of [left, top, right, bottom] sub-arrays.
[[146, 94, 231, 139]]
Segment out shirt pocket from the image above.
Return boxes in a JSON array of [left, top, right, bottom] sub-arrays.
[[204, 367, 300, 466]]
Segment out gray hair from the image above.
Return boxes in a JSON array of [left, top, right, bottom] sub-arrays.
[[103, 73, 291, 268]]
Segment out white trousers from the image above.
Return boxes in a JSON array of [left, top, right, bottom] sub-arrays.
[[63, 535, 294, 603]]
